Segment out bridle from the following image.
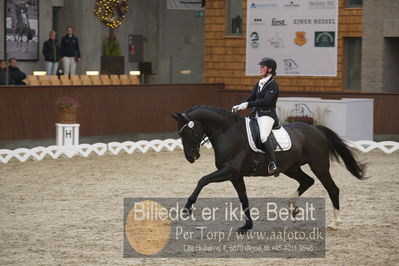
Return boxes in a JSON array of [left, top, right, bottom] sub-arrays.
[[178, 113, 231, 146]]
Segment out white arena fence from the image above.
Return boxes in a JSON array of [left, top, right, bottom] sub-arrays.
[[0, 139, 398, 164]]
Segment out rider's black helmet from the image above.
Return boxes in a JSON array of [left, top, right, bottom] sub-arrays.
[[258, 57, 277, 76]]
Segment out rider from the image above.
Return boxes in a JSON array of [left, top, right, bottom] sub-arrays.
[[232, 57, 279, 175]]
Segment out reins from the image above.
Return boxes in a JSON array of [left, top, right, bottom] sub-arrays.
[[235, 115, 248, 145], [199, 119, 231, 146]]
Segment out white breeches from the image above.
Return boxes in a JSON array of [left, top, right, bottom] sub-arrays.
[[256, 114, 274, 143], [63, 57, 77, 76]]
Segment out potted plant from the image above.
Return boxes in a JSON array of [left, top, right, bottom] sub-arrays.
[[95, 0, 129, 75], [56, 96, 80, 124], [101, 31, 125, 75], [286, 115, 314, 125]]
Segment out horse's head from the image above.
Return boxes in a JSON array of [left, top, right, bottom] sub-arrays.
[[170, 112, 205, 163]]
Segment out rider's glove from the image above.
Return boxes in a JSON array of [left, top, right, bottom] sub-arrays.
[[232, 102, 248, 113]]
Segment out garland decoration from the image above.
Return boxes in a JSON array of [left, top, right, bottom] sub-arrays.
[[94, 0, 128, 29]]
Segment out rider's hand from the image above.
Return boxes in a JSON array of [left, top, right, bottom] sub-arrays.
[[232, 102, 248, 113]]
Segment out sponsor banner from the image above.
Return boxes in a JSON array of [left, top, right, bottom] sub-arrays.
[[124, 198, 325, 258], [246, 0, 338, 76]]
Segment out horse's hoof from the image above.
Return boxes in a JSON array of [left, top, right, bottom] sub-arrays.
[[327, 221, 338, 231], [181, 207, 192, 217], [326, 225, 337, 231], [236, 224, 252, 234], [236, 227, 249, 234]]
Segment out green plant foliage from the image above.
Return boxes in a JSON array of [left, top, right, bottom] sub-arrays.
[[103, 38, 121, 56]]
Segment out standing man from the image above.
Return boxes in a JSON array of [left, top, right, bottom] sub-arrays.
[[7, 58, 27, 85], [42, 30, 60, 76], [60, 27, 81, 76], [0, 60, 7, 85]]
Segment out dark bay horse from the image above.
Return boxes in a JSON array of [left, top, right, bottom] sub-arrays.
[[171, 105, 366, 231]]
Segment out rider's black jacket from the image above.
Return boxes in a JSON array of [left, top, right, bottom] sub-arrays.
[[246, 77, 279, 120]]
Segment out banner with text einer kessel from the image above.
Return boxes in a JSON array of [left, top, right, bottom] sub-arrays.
[[246, 0, 338, 76]]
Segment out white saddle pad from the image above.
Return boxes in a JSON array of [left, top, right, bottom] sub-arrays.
[[245, 118, 292, 153]]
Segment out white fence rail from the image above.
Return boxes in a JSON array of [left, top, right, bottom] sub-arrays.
[[0, 139, 397, 164], [347, 140, 399, 154]]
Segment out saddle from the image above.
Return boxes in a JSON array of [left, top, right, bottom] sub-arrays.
[[245, 117, 292, 153]]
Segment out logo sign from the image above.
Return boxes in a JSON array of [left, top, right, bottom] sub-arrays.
[[315, 32, 335, 47], [251, 2, 278, 9], [284, 1, 300, 8], [194, 11, 204, 17], [271, 18, 287, 26], [283, 59, 300, 74], [251, 17, 265, 25], [268, 32, 284, 48], [309, 0, 336, 9], [250, 32, 260, 48], [294, 32, 307, 46]]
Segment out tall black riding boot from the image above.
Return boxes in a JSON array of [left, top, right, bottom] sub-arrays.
[[262, 140, 278, 175]]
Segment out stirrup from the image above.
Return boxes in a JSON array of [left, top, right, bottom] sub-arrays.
[[268, 162, 279, 176]]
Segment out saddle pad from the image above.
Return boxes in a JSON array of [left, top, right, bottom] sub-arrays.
[[245, 118, 292, 153]]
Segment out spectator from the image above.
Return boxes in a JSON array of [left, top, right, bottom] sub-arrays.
[[60, 27, 81, 76], [0, 60, 6, 85], [42, 30, 60, 76], [8, 58, 27, 85]]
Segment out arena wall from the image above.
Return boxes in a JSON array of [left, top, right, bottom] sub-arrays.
[[0, 84, 222, 141], [1, 84, 399, 142]]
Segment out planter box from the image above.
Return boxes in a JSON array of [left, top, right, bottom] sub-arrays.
[[58, 107, 78, 124], [277, 97, 374, 141], [101, 56, 124, 75]]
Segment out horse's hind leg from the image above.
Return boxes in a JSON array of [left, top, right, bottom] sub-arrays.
[[283, 167, 315, 217], [284, 166, 315, 198], [309, 163, 342, 230]]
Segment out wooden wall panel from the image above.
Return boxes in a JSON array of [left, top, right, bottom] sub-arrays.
[[0, 84, 223, 141], [1, 85, 398, 141], [204, 0, 363, 92]]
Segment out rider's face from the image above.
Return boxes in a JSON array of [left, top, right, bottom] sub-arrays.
[[260, 65, 268, 77], [10, 59, 17, 68]]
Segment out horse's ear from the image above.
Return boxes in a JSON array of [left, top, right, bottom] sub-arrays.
[[170, 112, 189, 122], [170, 112, 188, 122], [177, 113, 189, 122], [170, 112, 179, 120]]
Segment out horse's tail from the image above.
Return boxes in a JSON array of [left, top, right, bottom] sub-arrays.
[[316, 125, 366, 180]]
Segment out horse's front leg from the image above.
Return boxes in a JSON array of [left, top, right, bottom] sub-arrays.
[[231, 176, 253, 233], [183, 166, 234, 215]]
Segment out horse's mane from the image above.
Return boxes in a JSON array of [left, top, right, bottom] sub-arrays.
[[186, 105, 238, 119]]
